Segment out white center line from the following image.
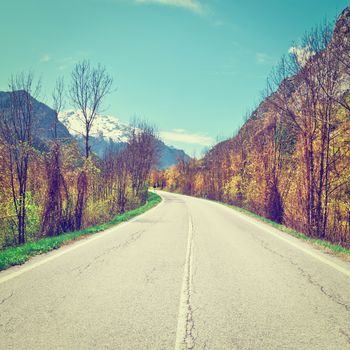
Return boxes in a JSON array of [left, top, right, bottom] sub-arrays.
[[174, 213, 195, 350]]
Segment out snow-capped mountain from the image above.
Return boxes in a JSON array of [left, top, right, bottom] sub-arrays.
[[58, 109, 189, 169], [58, 109, 131, 143]]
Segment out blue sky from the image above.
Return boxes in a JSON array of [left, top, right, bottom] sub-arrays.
[[0, 0, 348, 155]]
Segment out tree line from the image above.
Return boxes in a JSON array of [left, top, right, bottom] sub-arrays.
[[153, 20, 350, 247], [0, 60, 159, 248]]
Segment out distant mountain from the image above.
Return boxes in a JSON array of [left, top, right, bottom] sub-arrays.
[[58, 109, 188, 169], [0, 91, 71, 149], [155, 140, 188, 169]]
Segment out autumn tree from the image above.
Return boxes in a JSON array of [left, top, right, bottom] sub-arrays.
[[102, 144, 129, 214], [115, 148, 129, 213], [0, 73, 41, 244], [127, 121, 159, 203], [41, 77, 73, 236]]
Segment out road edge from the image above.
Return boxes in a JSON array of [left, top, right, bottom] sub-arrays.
[[0, 192, 162, 273]]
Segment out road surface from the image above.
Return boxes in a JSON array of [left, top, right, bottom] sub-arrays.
[[1, 191, 350, 349]]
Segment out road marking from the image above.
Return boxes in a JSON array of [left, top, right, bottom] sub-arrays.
[[174, 214, 195, 350], [219, 204, 350, 279], [265, 228, 350, 278], [0, 200, 165, 286]]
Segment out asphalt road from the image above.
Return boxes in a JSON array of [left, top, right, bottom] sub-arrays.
[[1, 191, 350, 349]]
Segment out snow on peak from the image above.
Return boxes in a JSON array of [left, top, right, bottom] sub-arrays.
[[58, 109, 131, 143]]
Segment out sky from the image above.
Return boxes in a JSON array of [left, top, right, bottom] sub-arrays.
[[0, 0, 349, 155]]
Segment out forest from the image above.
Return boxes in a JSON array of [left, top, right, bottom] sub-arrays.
[[153, 17, 350, 247], [0, 61, 159, 249]]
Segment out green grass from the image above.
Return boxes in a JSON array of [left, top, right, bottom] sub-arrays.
[[221, 201, 350, 257], [0, 192, 162, 271]]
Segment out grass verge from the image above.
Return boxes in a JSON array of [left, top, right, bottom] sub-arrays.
[[0, 192, 162, 271], [221, 201, 350, 258]]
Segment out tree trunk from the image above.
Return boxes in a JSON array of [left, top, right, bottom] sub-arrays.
[[75, 170, 87, 230]]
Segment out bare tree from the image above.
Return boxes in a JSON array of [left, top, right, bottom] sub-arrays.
[[265, 21, 345, 237], [0, 72, 41, 244], [69, 60, 113, 159], [69, 60, 113, 229], [305, 23, 341, 237], [52, 76, 65, 139]]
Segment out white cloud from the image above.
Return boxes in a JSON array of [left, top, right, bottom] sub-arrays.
[[160, 129, 214, 145], [134, 0, 205, 15], [39, 54, 51, 63], [288, 46, 315, 66]]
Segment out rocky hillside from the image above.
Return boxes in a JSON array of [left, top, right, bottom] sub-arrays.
[[0, 91, 71, 149]]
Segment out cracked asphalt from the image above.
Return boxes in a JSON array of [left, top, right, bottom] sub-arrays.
[[1, 191, 350, 349]]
